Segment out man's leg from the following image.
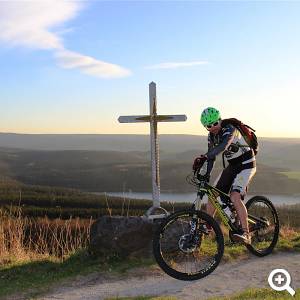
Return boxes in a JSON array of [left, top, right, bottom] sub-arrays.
[[206, 199, 216, 218], [231, 167, 256, 244], [206, 166, 235, 218], [230, 191, 249, 233], [206, 169, 228, 218]]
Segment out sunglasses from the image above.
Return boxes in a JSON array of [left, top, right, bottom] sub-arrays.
[[206, 121, 220, 129]]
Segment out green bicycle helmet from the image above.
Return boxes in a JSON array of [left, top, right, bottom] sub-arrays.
[[200, 107, 221, 127]]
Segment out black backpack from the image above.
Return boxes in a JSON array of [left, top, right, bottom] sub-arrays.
[[221, 118, 258, 155]]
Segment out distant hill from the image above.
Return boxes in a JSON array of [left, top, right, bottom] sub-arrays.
[[1, 133, 300, 151], [0, 133, 299, 194], [0, 147, 299, 195], [1, 133, 300, 170], [0, 133, 205, 152]]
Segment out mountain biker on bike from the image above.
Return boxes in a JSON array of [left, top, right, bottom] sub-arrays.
[[194, 107, 256, 244]]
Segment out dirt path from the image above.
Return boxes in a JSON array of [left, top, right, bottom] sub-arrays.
[[39, 252, 300, 300]]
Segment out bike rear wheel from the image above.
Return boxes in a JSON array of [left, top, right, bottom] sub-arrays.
[[153, 209, 224, 281], [246, 196, 279, 257]]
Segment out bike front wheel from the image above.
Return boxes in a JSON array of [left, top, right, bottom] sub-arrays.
[[246, 196, 280, 257], [153, 209, 224, 281]]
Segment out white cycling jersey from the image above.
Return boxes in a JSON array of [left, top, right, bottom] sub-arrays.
[[206, 123, 256, 194]]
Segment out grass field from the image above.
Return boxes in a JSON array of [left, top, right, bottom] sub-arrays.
[[209, 288, 300, 300], [0, 181, 300, 299], [0, 250, 154, 299], [0, 226, 299, 299]]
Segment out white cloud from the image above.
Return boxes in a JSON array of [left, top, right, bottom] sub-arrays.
[[55, 50, 131, 78], [0, 1, 78, 50], [145, 61, 209, 70], [0, 1, 131, 78]]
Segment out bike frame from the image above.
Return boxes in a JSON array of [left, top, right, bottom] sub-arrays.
[[193, 180, 270, 234], [193, 181, 240, 232]]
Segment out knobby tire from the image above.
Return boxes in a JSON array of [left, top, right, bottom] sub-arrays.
[[153, 209, 224, 281]]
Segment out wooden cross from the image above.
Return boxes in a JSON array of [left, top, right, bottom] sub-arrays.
[[118, 82, 187, 219]]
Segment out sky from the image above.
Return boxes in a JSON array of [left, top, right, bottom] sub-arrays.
[[0, 1, 300, 138]]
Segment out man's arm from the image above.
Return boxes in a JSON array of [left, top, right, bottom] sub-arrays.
[[206, 133, 216, 177], [204, 125, 236, 177], [206, 125, 235, 160]]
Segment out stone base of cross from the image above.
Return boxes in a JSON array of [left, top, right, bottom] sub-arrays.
[[118, 82, 187, 219]]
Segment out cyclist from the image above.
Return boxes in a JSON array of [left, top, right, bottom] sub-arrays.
[[193, 107, 256, 244]]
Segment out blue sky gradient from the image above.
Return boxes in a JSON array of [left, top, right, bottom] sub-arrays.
[[0, 1, 299, 137]]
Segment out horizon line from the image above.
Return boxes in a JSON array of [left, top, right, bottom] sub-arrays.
[[1, 132, 300, 139]]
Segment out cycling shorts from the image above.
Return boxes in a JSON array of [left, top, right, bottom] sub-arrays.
[[214, 163, 256, 196]]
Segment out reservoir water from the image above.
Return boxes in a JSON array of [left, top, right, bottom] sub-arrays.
[[107, 192, 300, 206]]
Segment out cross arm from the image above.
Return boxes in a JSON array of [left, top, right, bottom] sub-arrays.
[[155, 115, 187, 122], [118, 114, 187, 123], [118, 115, 151, 123]]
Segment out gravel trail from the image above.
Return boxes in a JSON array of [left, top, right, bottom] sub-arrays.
[[38, 252, 300, 300]]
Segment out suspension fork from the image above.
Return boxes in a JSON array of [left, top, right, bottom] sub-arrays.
[[189, 213, 198, 235], [190, 190, 206, 235]]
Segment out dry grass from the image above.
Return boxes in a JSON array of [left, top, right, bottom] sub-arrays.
[[280, 224, 299, 238], [0, 206, 93, 265]]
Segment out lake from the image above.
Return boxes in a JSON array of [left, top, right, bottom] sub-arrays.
[[107, 192, 300, 206]]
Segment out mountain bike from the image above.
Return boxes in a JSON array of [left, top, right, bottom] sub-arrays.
[[153, 162, 280, 281]]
